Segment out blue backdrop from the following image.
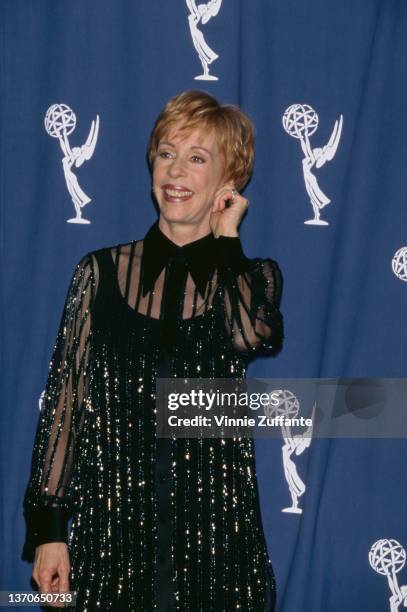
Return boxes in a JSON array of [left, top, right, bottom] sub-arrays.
[[1, 1, 407, 611]]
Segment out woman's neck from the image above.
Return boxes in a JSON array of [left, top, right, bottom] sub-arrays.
[[158, 218, 212, 247]]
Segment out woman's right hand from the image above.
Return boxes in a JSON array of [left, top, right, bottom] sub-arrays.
[[32, 543, 71, 608]]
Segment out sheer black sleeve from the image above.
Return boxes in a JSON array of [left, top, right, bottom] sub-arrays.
[[22, 253, 98, 561], [214, 236, 284, 356]]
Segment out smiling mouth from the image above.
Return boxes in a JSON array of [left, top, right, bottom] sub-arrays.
[[162, 186, 194, 201]]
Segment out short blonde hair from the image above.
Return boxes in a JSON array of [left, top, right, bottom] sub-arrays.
[[147, 90, 255, 191]]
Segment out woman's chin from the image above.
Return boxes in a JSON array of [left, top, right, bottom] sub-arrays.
[[158, 202, 210, 228], [159, 204, 190, 221]]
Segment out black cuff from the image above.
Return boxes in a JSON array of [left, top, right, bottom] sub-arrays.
[[23, 506, 70, 560], [215, 236, 248, 277]]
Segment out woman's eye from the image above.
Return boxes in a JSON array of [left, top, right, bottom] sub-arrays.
[[191, 155, 205, 163], [158, 151, 172, 159]]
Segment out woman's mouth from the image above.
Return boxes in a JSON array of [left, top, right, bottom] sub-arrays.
[[161, 185, 194, 203]]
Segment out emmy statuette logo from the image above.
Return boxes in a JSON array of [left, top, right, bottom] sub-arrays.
[[45, 104, 100, 224], [39, 390, 45, 412], [265, 389, 315, 514], [186, 0, 222, 80], [283, 104, 343, 226], [392, 247, 407, 282], [369, 539, 407, 611]]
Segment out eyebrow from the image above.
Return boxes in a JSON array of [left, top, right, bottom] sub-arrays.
[[158, 141, 213, 157]]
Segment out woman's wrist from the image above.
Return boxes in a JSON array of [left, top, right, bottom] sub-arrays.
[[215, 235, 247, 277]]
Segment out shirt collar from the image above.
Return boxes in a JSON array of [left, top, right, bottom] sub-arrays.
[[141, 221, 217, 299]]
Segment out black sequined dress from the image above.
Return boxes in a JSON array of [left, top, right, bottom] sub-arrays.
[[23, 221, 284, 612]]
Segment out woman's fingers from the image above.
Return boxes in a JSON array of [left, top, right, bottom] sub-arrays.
[[59, 569, 71, 593], [40, 572, 69, 608], [32, 543, 71, 608], [38, 570, 52, 594], [212, 186, 235, 212]]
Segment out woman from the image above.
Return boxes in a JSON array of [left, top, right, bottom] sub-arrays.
[[23, 90, 284, 611]]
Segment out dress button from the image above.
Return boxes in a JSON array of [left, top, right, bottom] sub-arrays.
[[159, 474, 167, 483]]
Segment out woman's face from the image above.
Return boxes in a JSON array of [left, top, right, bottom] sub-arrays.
[[152, 122, 227, 231]]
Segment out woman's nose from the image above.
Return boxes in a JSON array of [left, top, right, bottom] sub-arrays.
[[167, 157, 187, 178]]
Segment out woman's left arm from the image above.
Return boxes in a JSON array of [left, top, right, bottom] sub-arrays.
[[214, 235, 284, 355], [210, 188, 284, 355]]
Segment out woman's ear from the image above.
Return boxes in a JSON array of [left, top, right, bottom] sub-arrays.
[[220, 179, 235, 191]]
